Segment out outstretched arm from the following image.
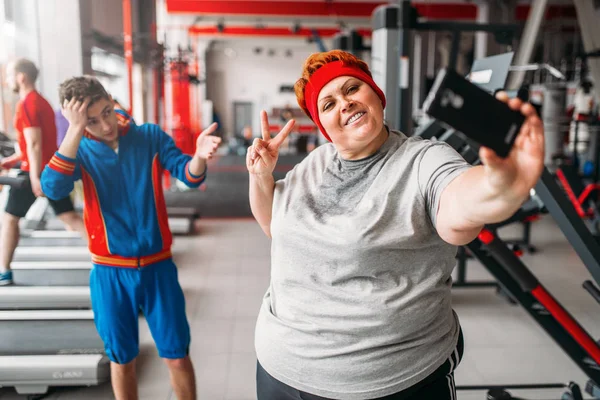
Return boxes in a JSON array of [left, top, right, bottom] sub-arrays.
[[157, 123, 221, 187], [435, 95, 545, 245]]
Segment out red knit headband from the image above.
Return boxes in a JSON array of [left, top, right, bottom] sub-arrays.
[[304, 60, 386, 142]]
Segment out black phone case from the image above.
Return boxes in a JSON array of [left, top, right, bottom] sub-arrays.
[[422, 68, 525, 158]]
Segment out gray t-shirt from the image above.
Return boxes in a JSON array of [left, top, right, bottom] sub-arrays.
[[255, 130, 471, 399]]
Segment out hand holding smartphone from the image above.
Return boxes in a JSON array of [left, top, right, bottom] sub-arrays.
[[422, 68, 525, 158]]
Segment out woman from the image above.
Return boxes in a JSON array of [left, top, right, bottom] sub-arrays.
[[247, 50, 544, 400]]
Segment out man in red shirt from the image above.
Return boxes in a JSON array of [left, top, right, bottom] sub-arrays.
[[0, 58, 85, 285]]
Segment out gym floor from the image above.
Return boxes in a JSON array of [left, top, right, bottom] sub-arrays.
[[0, 215, 598, 400]]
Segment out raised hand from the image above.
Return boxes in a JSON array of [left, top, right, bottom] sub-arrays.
[[479, 92, 545, 200], [246, 110, 295, 176], [195, 122, 222, 160], [62, 97, 91, 130]]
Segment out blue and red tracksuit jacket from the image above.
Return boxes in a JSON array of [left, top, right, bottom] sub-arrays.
[[40, 113, 205, 268]]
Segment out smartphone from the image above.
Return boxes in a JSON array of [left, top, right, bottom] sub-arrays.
[[422, 68, 525, 158]]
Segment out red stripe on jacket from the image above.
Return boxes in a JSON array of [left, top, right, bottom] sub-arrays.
[[152, 154, 172, 250], [92, 248, 172, 268], [48, 155, 75, 176], [81, 167, 111, 255], [185, 161, 205, 183]]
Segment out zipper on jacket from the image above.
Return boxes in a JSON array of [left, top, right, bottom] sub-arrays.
[[117, 140, 141, 257]]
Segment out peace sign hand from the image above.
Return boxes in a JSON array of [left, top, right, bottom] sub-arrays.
[[246, 110, 295, 176]]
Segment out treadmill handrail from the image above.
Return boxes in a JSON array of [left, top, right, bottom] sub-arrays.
[[0, 176, 27, 189], [10, 261, 92, 270], [0, 286, 90, 309], [13, 247, 90, 256], [0, 286, 89, 295], [0, 310, 94, 320], [0, 353, 106, 367]]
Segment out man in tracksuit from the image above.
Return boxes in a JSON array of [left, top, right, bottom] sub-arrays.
[[41, 76, 220, 400]]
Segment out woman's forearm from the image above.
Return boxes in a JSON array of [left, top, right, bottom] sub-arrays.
[[436, 166, 530, 244], [249, 174, 275, 238]]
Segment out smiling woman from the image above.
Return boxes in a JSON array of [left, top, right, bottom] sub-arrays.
[[294, 52, 387, 152], [249, 50, 471, 400], [246, 49, 546, 400]]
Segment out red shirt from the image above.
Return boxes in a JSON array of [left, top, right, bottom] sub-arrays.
[[13, 91, 58, 172]]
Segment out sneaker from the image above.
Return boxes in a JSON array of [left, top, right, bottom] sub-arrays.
[[0, 271, 12, 286]]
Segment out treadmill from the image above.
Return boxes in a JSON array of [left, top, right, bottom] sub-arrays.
[[11, 230, 91, 285], [12, 245, 90, 262], [0, 175, 91, 284], [0, 310, 109, 397], [0, 173, 109, 397], [0, 354, 109, 397], [18, 236, 87, 247], [28, 229, 81, 239], [10, 260, 91, 286], [0, 286, 91, 310]]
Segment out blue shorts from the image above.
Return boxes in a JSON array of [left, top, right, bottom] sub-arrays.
[[89, 258, 190, 364]]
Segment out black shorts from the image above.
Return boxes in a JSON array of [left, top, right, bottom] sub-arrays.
[[257, 329, 464, 400], [5, 171, 74, 218]]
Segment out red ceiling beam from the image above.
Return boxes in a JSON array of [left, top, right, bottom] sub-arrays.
[[167, 0, 380, 17], [167, 1, 479, 20], [188, 26, 372, 37]]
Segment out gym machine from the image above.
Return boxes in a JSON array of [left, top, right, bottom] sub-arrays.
[[417, 60, 600, 397], [0, 182, 106, 398], [0, 136, 85, 243], [0, 286, 90, 310], [416, 50, 555, 294], [465, 228, 598, 400], [0, 171, 90, 253], [331, 30, 370, 58], [16, 196, 86, 243], [370, 1, 518, 135], [0, 176, 106, 398], [9, 260, 91, 286], [0, 184, 93, 286], [555, 161, 600, 237], [418, 123, 600, 399], [417, 119, 545, 299], [4, 189, 92, 285], [0, 354, 109, 399], [0, 309, 109, 399]]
